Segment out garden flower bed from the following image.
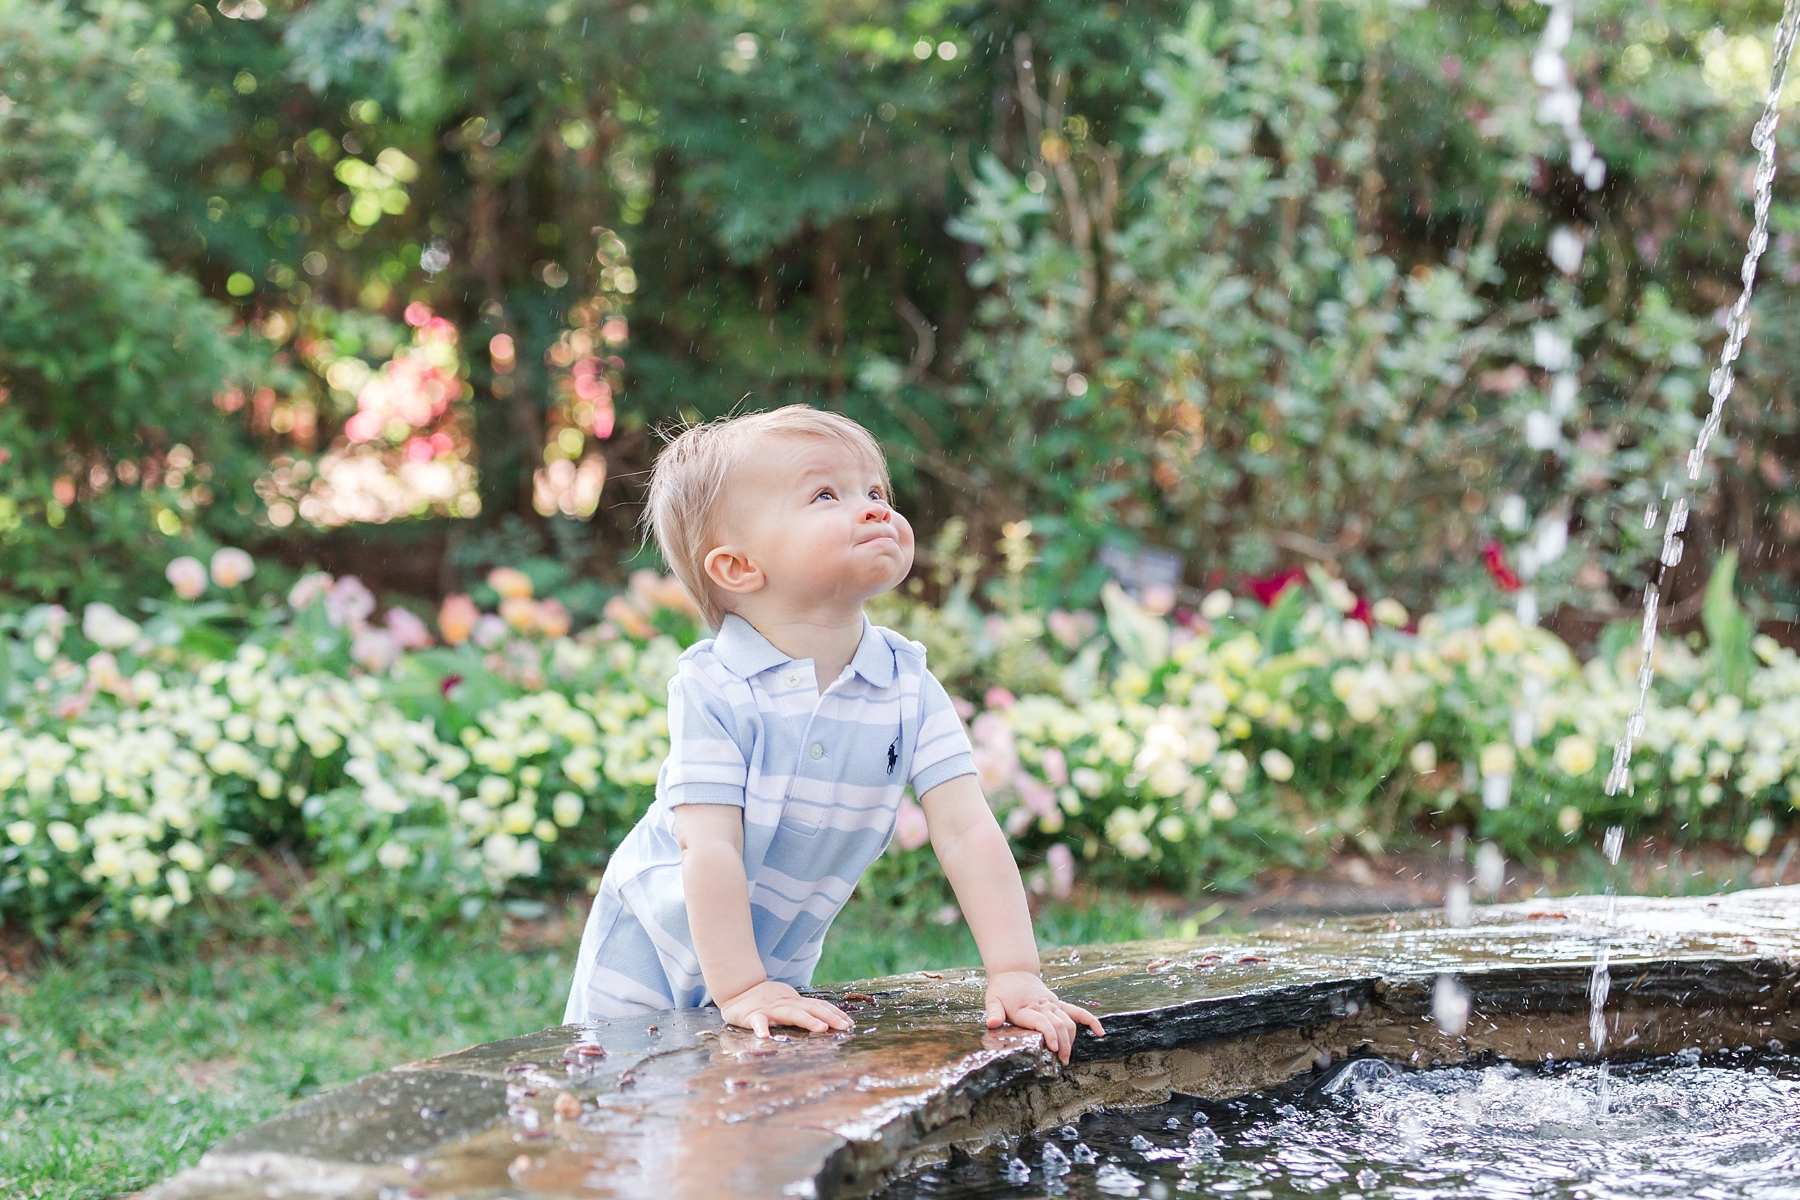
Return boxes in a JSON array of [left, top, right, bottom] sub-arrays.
[[2, 551, 1795, 940]]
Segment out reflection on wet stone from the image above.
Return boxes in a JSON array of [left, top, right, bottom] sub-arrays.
[[143, 887, 1800, 1200]]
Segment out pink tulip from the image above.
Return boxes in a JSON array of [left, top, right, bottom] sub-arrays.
[[209, 548, 255, 588], [499, 596, 540, 632], [536, 599, 572, 639], [385, 607, 432, 649], [438, 595, 479, 645], [488, 567, 533, 600], [165, 556, 207, 600]]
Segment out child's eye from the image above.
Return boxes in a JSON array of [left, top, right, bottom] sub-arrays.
[[813, 488, 836, 502], [868, 488, 885, 502]]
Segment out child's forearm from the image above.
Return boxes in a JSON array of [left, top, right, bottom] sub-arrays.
[[674, 806, 766, 1003], [922, 776, 1042, 977]]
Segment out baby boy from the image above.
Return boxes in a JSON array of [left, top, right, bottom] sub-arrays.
[[564, 406, 1103, 1061]]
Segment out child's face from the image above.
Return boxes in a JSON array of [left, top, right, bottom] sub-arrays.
[[714, 435, 913, 613]]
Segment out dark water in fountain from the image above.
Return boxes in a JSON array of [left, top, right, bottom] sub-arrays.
[[878, 1049, 1800, 1200]]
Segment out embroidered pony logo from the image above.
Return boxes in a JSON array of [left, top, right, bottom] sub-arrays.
[[887, 737, 898, 775]]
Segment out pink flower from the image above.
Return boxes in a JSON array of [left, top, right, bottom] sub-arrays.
[[325, 576, 375, 629], [951, 696, 975, 721], [473, 614, 508, 648], [350, 628, 399, 672], [1047, 844, 1076, 899], [1015, 774, 1059, 818], [438, 595, 479, 645], [385, 607, 432, 649], [893, 797, 930, 852], [165, 556, 207, 600], [983, 687, 1016, 710], [536, 599, 572, 639], [288, 572, 333, 612], [209, 548, 255, 588], [1047, 609, 1097, 649], [1041, 746, 1069, 787]]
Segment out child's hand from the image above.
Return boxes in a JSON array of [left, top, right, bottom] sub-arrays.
[[719, 980, 854, 1038], [983, 970, 1105, 1064]]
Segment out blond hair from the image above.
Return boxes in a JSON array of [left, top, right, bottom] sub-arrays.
[[644, 406, 890, 629]]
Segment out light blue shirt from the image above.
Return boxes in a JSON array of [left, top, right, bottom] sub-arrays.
[[564, 614, 976, 1020]]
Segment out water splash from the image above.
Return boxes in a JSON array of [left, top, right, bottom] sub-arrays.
[[1590, 824, 1626, 1117], [877, 1051, 1800, 1200], [1607, 0, 1800, 798]]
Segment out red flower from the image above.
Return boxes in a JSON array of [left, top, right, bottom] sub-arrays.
[[1483, 541, 1522, 593], [440, 673, 464, 700], [1245, 568, 1305, 607]]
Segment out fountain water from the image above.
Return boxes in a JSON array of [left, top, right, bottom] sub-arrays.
[[1606, 0, 1800, 798], [1589, 823, 1625, 1116]]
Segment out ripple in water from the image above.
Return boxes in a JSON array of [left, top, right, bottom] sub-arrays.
[[876, 1049, 1800, 1199]]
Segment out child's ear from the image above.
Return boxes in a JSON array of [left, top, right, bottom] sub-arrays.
[[704, 545, 765, 596]]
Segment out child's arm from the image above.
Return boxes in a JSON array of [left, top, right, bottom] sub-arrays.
[[919, 774, 1105, 1063], [673, 803, 853, 1038]]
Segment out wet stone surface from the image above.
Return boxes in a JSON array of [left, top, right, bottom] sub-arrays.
[[142, 887, 1800, 1200]]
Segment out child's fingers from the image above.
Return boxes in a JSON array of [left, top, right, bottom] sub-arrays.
[[1011, 1005, 1064, 1060], [1062, 1001, 1106, 1037], [984, 995, 1007, 1030], [751, 1012, 771, 1039]]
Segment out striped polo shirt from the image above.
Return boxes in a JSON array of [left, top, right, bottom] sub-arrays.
[[564, 613, 976, 1021]]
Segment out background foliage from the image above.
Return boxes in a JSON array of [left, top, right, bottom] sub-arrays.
[[4, 0, 1800, 626]]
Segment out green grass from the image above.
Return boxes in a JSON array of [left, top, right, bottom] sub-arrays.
[[0, 896, 1179, 1200]]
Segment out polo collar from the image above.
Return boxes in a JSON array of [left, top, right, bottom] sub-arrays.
[[712, 614, 896, 689]]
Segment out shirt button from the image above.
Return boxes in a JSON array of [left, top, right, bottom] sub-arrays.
[[809, 743, 824, 760], [784, 672, 800, 687]]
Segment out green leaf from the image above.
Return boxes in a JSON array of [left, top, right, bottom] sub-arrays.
[[1702, 548, 1754, 699], [1100, 581, 1170, 672]]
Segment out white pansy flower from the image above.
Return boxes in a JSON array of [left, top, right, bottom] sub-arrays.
[[552, 792, 584, 827]]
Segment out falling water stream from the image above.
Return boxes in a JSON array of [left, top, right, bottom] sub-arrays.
[[1590, 824, 1625, 1118], [1605, 0, 1800, 798]]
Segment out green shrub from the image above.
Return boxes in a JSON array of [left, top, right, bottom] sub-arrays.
[[2, 546, 1795, 942]]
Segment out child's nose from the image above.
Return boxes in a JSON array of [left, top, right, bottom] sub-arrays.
[[862, 500, 891, 521]]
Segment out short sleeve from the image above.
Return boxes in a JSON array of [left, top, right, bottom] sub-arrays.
[[660, 663, 750, 807], [908, 668, 977, 796]]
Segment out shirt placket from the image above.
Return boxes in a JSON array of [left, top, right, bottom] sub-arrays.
[[787, 668, 847, 803]]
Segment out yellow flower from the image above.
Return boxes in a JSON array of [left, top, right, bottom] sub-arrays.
[[206, 863, 236, 894], [1409, 742, 1437, 774], [1260, 749, 1295, 783], [6, 820, 34, 846], [1482, 613, 1524, 656], [1552, 735, 1596, 777], [1557, 805, 1582, 836], [501, 799, 536, 834], [47, 820, 80, 853], [1373, 598, 1409, 628], [1745, 817, 1775, 855], [1478, 742, 1515, 779]]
